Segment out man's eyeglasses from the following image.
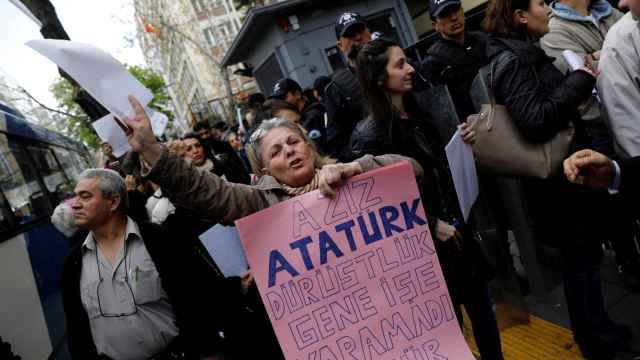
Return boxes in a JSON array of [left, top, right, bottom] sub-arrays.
[[95, 246, 138, 317]]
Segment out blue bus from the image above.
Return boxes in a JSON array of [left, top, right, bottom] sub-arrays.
[[0, 101, 92, 360]]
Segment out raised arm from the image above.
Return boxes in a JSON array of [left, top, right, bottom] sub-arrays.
[[118, 95, 269, 224]]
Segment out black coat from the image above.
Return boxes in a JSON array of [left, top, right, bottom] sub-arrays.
[[349, 97, 493, 300], [619, 157, 640, 206], [486, 37, 595, 145], [60, 216, 239, 359], [420, 31, 490, 120], [202, 138, 251, 185], [300, 101, 328, 154], [487, 37, 610, 255], [324, 67, 368, 161]]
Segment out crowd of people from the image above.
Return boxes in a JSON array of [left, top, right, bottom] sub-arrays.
[[53, 0, 640, 358]]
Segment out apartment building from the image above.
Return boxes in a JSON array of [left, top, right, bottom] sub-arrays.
[[134, 0, 256, 133]]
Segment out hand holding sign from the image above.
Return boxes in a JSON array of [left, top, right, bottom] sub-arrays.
[[318, 162, 363, 198], [235, 162, 475, 360]]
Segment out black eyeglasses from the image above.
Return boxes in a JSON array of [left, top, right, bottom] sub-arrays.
[[95, 245, 138, 317]]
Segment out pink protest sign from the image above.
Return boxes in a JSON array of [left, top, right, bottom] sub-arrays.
[[235, 161, 475, 360]]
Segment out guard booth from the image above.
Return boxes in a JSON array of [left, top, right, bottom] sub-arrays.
[[221, 0, 419, 93]]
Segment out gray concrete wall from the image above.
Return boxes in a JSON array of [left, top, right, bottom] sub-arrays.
[[246, 0, 418, 93]]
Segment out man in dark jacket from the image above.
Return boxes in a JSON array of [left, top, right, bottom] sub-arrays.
[[270, 78, 328, 153], [420, 0, 490, 120], [323, 12, 372, 161], [61, 168, 232, 359]]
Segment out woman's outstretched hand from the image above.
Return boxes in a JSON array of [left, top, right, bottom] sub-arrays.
[[114, 95, 162, 165], [318, 162, 363, 199]]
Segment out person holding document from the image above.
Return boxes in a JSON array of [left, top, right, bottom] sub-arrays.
[[113, 95, 423, 359], [350, 38, 503, 360], [540, 0, 640, 293], [482, 0, 638, 357]]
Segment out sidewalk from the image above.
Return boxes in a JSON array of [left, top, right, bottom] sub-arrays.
[[463, 252, 640, 359]]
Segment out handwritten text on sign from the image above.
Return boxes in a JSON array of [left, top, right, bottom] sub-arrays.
[[236, 162, 474, 360]]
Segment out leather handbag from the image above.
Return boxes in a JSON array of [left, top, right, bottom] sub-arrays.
[[468, 62, 574, 179]]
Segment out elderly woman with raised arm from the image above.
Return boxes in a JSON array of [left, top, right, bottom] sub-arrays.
[[115, 95, 423, 359], [117, 96, 422, 224]]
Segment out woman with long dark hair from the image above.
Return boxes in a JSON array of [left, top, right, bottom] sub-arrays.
[[482, 1, 636, 358], [351, 38, 504, 360]]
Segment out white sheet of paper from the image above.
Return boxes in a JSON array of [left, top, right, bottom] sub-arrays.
[[91, 114, 131, 157], [562, 50, 584, 71], [199, 225, 249, 278], [445, 128, 479, 222], [91, 109, 168, 157], [26, 39, 153, 119], [148, 109, 169, 137]]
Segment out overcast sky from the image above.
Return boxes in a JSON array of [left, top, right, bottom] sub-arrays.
[[0, 0, 145, 109]]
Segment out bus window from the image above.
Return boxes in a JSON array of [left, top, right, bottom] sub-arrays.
[[1, 139, 50, 221], [53, 147, 85, 182], [28, 145, 69, 196]]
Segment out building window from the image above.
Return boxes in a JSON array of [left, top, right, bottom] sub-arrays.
[[169, 48, 184, 82], [254, 53, 284, 94], [203, 27, 218, 46], [180, 63, 196, 96], [221, 21, 235, 41], [190, 0, 206, 13]]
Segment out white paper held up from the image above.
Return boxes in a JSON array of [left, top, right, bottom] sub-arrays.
[[92, 114, 131, 157], [445, 128, 479, 222], [26, 39, 153, 119], [91, 108, 167, 157], [148, 109, 169, 138], [199, 225, 249, 278]]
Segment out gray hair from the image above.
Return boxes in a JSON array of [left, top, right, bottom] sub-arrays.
[[79, 168, 129, 212], [51, 201, 78, 237], [246, 117, 335, 176]]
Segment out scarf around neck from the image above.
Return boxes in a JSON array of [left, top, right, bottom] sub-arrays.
[[280, 170, 320, 196]]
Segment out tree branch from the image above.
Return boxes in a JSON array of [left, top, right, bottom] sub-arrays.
[[0, 83, 77, 118]]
